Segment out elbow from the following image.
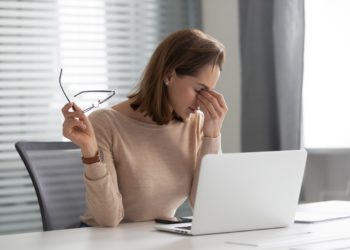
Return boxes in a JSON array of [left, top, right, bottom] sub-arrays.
[[98, 213, 123, 227], [86, 195, 125, 227], [102, 218, 122, 228], [94, 207, 124, 227]]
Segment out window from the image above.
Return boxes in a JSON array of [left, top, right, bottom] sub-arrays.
[[0, 0, 200, 234], [303, 0, 350, 148]]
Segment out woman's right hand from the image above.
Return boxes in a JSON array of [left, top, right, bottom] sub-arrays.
[[61, 102, 98, 157]]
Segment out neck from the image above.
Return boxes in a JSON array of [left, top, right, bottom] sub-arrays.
[[126, 98, 156, 124]]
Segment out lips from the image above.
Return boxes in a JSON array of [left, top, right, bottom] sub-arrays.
[[188, 106, 197, 113]]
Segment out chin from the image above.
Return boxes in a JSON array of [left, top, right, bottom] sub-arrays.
[[183, 113, 191, 119], [172, 108, 192, 121], [183, 111, 193, 119]]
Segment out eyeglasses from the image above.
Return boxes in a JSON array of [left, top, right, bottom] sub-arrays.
[[59, 68, 115, 113]]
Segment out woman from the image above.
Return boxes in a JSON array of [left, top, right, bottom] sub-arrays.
[[61, 29, 228, 227]]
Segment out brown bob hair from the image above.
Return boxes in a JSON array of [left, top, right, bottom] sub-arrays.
[[128, 29, 225, 125]]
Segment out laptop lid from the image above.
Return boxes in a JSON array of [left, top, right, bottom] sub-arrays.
[[190, 150, 307, 235]]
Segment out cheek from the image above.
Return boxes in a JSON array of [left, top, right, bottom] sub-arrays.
[[169, 83, 197, 105], [183, 90, 197, 103]]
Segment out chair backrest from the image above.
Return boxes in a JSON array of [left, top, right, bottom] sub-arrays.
[[15, 141, 86, 231]]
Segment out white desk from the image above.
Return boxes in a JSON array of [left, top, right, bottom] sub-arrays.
[[1, 217, 350, 250]]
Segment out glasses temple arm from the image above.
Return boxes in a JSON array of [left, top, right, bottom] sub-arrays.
[[59, 68, 71, 103], [99, 91, 115, 103], [73, 90, 115, 97]]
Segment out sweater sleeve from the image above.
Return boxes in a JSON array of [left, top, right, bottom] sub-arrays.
[[80, 110, 124, 227], [189, 112, 222, 208]]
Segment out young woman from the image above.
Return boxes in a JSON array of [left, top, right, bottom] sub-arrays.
[[61, 29, 228, 227]]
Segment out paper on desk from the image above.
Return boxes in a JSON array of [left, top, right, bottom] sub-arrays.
[[295, 200, 350, 223], [290, 238, 350, 250], [226, 228, 309, 247], [295, 211, 350, 223], [226, 228, 350, 248]]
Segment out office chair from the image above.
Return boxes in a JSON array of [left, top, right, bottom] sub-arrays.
[[15, 141, 86, 231]]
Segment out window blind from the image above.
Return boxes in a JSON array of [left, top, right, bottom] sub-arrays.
[[0, 0, 200, 235]]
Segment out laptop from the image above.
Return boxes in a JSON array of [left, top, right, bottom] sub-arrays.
[[155, 150, 307, 235]]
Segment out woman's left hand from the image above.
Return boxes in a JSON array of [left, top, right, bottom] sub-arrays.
[[197, 90, 228, 138]]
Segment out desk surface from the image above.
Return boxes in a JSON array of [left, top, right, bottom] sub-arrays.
[[1, 217, 350, 250]]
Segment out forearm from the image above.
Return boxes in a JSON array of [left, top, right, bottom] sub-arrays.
[[84, 163, 124, 227], [189, 135, 222, 208]]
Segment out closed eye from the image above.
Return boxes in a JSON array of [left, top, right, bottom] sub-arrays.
[[195, 88, 204, 94]]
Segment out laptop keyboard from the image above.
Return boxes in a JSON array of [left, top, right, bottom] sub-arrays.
[[176, 226, 191, 230]]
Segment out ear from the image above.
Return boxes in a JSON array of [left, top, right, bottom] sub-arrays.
[[164, 70, 176, 86]]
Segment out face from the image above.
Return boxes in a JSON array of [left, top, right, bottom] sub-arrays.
[[166, 64, 221, 119]]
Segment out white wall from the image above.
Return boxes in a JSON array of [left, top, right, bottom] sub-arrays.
[[201, 0, 241, 153]]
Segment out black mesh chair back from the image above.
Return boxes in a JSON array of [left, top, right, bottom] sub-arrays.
[[15, 141, 86, 231]]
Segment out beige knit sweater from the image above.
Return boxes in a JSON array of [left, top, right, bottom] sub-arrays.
[[80, 108, 221, 227]]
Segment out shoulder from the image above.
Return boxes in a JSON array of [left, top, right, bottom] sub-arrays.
[[87, 109, 120, 145], [87, 108, 118, 131], [89, 108, 115, 121]]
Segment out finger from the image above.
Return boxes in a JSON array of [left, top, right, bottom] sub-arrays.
[[63, 117, 87, 130], [64, 110, 85, 120], [71, 102, 91, 122], [208, 90, 228, 110], [197, 95, 217, 119], [197, 98, 211, 118], [63, 118, 87, 134], [198, 91, 221, 114], [66, 108, 93, 132], [61, 102, 73, 117], [72, 102, 83, 113]]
